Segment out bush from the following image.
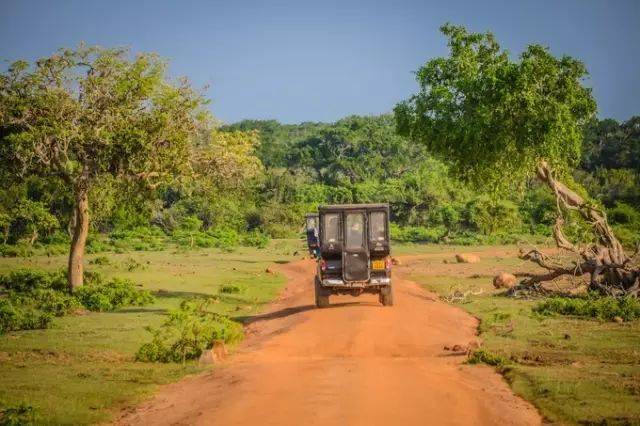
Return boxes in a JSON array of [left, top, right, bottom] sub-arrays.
[[0, 269, 67, 292], [75, 278, 155, 312], [0, 403, 36, 425], [534, 295, 640, 321], [242, 230, 269, 248], [9, 289, 81, 317], [0, 299, 52, 334], [89, 256, 110, 265], [0, 268, 154, 333], [136, 298, 244, 363], [390, 224, 445, 243], [467, 349, 506, 366], [219, 284, 243, 294]]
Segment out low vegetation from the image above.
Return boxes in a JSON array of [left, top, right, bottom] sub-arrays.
[[0, 269, 153, 334], [534, 295, 640, 322], [136, 298, 243, 363], [0, 240, 299, 424], [407, 247, 640, 424]]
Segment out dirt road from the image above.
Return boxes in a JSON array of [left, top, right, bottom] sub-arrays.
[[118, 258, 540, 425]]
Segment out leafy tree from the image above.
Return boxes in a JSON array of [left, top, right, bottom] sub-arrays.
[[395, 24, 639, 294], [0, 46, 206, 289]]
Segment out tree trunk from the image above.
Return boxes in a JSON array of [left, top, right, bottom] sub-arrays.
[[517, 161, 640, 296], [68, 190, 89, 292]]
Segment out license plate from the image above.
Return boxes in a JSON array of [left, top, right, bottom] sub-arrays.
[[372, 260, 385, 270]]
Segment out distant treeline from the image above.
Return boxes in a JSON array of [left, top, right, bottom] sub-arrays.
[[1, 113, 639, 255]]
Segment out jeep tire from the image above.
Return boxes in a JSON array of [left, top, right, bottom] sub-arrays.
[[315, 276, 330, 308], [379, 285, 394, 306]]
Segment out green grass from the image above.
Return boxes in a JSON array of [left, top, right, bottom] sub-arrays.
[[407, 248, 640, 425], [0, 239, 302, 425]]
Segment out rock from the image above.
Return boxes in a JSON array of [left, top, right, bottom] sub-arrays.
[[455, 253, 480, 264], [198, 342, 228, 366], [492, 272, 517, 289], [198, 350, 216, 365], [613, 316, 624, 323], [391, 257, 401, 266], [265, 267, 273, 274]]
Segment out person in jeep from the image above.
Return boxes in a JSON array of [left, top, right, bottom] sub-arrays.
[[314, 203, 393, 308]]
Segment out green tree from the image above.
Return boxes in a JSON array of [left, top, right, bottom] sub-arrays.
[[395, 24, 639, 294], [0, 46, 206, 290]]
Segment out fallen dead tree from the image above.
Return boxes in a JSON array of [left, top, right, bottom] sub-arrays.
[[517, 162, 640, 297]]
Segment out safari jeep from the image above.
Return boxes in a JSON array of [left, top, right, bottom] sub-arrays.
[[314, 203, 393, 307], [305, 213, 320, 257]]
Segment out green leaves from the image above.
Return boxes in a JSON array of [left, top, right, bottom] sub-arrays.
[[0, 46, 207, 187], [395, 24, 596, 194]]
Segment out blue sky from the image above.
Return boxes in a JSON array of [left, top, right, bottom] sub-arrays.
[[1, 0, 638, 124]]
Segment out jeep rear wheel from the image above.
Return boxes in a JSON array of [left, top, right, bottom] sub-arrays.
[[315, 277, 330, 308], [379, 285, 394, 306]]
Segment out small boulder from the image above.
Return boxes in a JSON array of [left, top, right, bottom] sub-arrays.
[[455, 253, 480, 264], [265, 267, 274, 274], [492, 272, 517, 289], [198, 350, 217, 365], [198, 342, 228, 366]]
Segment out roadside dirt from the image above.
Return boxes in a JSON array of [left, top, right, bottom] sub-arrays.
[[117, 257, 541, 426]]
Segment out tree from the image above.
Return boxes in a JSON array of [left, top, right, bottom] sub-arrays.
[[395, 24, 639, 295], [0, 46, 206, 290]]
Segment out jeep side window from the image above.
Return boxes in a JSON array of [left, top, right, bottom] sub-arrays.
[[369, 212, 386, 241], [345, 213, 365, 249], [306, 217, 316, 230], [323, 213, 340, 243]]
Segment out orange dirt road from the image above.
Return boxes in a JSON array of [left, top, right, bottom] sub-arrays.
[[118, 259, 540, 426]]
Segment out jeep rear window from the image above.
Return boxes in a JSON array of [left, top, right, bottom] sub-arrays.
[[322, 213, 340, 243], [345, 213, 365, 249], [369, 211, 386, 241]]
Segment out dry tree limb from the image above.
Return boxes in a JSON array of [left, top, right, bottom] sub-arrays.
[[514, 161, 640, 297]]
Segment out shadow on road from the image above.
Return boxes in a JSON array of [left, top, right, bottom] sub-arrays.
[[236, 301, 382, 324]]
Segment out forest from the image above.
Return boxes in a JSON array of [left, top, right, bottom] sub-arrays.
[[2, 110, 639, 255]]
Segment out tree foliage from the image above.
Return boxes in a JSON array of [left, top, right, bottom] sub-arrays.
[[0, 46, 207, 288], [395, 23, 596, 192]]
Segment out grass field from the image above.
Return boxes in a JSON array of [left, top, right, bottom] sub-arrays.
[[2, 242, 639, 425], [0, 239, 302, 425], [404, 247, 640, 425]]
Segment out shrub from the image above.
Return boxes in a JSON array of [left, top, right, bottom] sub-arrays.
[[0, 269, 67, 292], [467, 349, 506, 366], [0, 268, 154, 333], [136, 298, 244, 363], [242, 230, 269, 248], [0, 403, 36, 425], [9, 289, 81, 317], [390, 224, 445, 243], [0, 299, 52, 334], [89, 256, 110, 265], [75, 278, 155, 312], [219, 284, 243, 294], [534, 295, 640, 321], [0, 243, 35, 258]]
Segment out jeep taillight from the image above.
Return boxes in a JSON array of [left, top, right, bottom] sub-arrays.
[[320, 259, 327, 271], [385, 256, 392, 270]]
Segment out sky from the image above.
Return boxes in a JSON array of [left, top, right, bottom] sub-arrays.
[[1, 0, 639, 124]]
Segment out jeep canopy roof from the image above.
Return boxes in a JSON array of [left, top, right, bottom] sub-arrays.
[[318, 203, 389, 212]]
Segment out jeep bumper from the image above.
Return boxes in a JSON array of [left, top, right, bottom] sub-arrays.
[[321, 277, 391, 287]]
